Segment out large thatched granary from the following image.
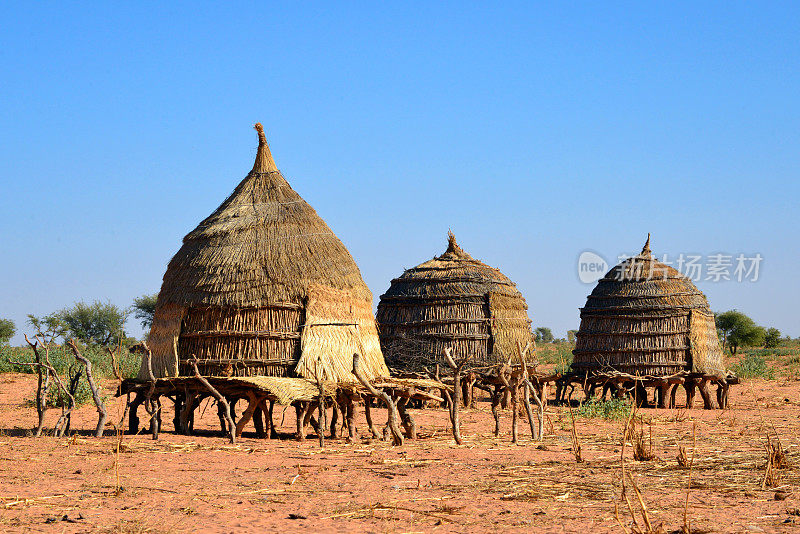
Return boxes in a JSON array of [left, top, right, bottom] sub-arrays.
[[571, 235, 725, 377], [140, 124, 388, 382], [376, 232, 533, 370]]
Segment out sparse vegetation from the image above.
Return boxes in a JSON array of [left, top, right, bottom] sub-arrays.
[[576, 397, 631, 420], [731, 353, 775, 380]]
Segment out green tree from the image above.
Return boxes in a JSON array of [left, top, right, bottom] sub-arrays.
[[567, 329, 578, 344], [132, 293, 158, 330], [715, 310, 765, 355], [0, 318, 15, 344], [764, 327, 781, 349], [57, 301, 128, 346], [27, 313, 68, 343], [535, 327, 554, 343]]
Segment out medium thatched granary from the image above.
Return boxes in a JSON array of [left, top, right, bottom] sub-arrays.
[[376, 232, 533, 370], [141, 124, 388, 382], [571, 235, 725, 377]]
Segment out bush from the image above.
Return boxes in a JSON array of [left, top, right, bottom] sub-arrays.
[[45, 371, 94, 408], [732, 353, 775, 379], [576, 397, 631, 420], [0, 343, 140, 379]]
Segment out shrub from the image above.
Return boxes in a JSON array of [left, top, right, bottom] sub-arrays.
[[732, 353, 775, 379], [576, 397, 631, 420]]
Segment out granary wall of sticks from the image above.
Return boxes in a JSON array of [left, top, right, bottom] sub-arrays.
[[141, 124, 389, 383], [563, 235, 736, 409], [376, 233, 534, 371]]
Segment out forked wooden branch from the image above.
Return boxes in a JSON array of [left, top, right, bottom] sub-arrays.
[[21, 334, 74, 437], [189, 356, 235, 444], [443, 347, 465, 445], [67, 339, 107, 437], [352, 353, 403, 446], [141, 341, 160, 440]]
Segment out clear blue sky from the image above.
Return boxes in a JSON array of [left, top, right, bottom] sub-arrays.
[[1, 2, 798, 344]]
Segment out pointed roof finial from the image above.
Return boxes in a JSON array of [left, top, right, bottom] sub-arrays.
[[641, 233, 651, 256], [252, 122, 278, 173], [440, 230, 473, 260], [447, 230, 459, 253]]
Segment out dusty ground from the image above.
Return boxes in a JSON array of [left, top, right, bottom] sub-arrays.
[[0, 373, 798, 533]]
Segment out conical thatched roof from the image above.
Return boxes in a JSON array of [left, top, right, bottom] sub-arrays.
[[376, 232, 533, 370], [142, 124, 388, 381], [159, 123, 372, 307], [572, 235, 725, 376]]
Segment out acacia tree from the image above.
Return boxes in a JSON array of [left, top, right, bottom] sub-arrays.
[[132, 293, 158, 330], [0, 318, 15, 344], [535, 327, 554, 343], [58, 301, 128, 346], [715, 310, 766, 355]]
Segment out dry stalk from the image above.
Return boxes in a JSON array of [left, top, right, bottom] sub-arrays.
[[567, 403, 583, 463], [632, 417, 656, 462], [763, 433, 788, 489], [681, 423, 696, 534]]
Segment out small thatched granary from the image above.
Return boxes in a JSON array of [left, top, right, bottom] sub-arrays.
[[376, 232, 533, 370], [571, 235, 725, 377], [141, 124, 388, 382]]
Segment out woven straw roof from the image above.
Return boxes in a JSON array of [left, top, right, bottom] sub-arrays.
[[381, 232, 522, 299], [377, 232, 533, 369], [157, 123, 372, 308]]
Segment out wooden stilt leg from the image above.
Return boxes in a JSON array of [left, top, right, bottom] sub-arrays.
[[491, 386, 502, 437], [363, 400, 380, 439], [234, 392, 259, 438]]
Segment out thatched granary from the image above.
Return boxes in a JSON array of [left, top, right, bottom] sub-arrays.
[[571, 235, 725, 377], [376, 232, 533, 370], [140, 124, 388, 382]]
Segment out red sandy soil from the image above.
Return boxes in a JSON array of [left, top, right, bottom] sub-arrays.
[[0, 372, 798, 533]]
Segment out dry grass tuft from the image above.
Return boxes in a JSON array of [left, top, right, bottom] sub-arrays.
[[763, 433, 789, 488]]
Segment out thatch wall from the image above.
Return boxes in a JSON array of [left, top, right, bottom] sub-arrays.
[[141, 124, 387, 382], [572, 236, 725, 377], [376, 233, 533, 371]]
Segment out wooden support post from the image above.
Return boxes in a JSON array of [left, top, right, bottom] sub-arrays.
[[345, 393, 356, 443], [267, 399, 276, 438], [179, 391, 196, 435], [491, 385, 502, 437], [253, 406, 265, 438], [329, 403, 339, 439], [685, 380, 696, 408], [655, 382, 668, 409], [129, 391, 144, 434], [173, 392, 183, 433], [397, 397, 417, 439], [363, 401, 380, 439], [697, 378, 717, 410], [668, 383, 678, 409], [717, 380, 729, 409], [234, 391, 260, 438], [295, 402, 308, 441]]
